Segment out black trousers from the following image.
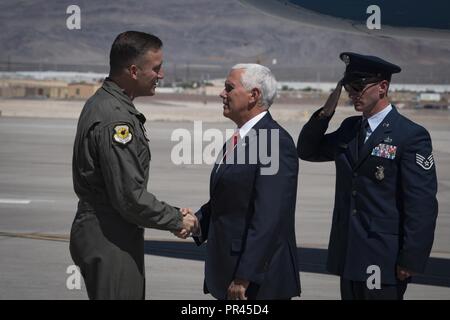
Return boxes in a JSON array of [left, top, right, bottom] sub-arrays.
[[340, 277, 408, 300]]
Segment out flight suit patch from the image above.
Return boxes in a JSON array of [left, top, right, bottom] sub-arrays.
[[113, 124, 133, 145], [416, 153, 434, 170]]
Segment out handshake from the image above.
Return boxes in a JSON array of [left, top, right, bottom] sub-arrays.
[[173, 208, 199, 239]]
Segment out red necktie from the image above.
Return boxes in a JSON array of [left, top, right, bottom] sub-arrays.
[[222, 132, 239, 163], [232, 133, 238, 147]]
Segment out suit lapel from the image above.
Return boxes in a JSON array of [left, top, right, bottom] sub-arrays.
[[210, 112, 272, 193], [354, 106, 399, 170], [211, 143, 227, 192]]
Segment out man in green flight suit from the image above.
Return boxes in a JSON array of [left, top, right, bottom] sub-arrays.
[[70, 31, 197, 300]]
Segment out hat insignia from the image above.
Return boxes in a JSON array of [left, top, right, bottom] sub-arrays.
[[342, 54, 350, 65]]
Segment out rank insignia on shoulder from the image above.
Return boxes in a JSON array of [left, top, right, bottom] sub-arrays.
[[371, 143, 397, 160], [113, 124, 133, 145], [416, 153, 434, 170], [342, 54, 350, 65]]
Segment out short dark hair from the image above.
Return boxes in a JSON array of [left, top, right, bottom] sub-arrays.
[[109, 31, 163, 75]]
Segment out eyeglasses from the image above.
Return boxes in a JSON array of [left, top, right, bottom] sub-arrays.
[[344, 81, 380, 93]]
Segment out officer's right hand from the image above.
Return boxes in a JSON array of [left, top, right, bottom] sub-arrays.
[[319, 79, 343, 118], [183, 212, 199, 233], [173, 209, 199, 239]]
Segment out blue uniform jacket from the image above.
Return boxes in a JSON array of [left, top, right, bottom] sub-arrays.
[[297, 106, 438, 284]]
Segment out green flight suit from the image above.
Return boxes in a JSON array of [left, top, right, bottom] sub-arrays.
[[70, 78, 183, 299]]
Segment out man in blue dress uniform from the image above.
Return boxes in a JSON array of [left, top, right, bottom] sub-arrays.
[[297, 52, 438, 299]]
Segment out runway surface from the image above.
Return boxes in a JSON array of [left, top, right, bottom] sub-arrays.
[[0, 108, 449, 299]]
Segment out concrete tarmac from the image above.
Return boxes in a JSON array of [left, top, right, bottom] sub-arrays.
[[0, 106, 449, 299]]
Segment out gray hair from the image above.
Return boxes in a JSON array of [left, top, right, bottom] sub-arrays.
[[231, 63, 277, 109]]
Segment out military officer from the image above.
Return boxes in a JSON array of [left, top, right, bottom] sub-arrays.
[[297, 52, 438, 299], [70, 31, 197, 299]]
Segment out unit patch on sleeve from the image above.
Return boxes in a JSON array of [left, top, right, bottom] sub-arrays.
[[113, 124, 133, 145]]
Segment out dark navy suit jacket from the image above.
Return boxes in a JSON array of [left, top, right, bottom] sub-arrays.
[[297, 106, 438, 284], [195, 112, 301, 299]]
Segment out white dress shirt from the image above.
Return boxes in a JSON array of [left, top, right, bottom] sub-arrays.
[[217, 111, 268, 166], [363, 104, 392, 142], [238, 111, 268, 139]]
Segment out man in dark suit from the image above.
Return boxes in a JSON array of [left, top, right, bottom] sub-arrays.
[[181, 63, 301, 300], [297, 52, 438, 299]]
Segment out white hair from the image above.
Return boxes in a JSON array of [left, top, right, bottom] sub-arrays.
[[231, 63, 277, 109]]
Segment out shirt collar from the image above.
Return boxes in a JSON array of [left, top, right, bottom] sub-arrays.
[[101, 77, 140, 116], [238, 111, 268, 139], [365, 104, 392, 132]]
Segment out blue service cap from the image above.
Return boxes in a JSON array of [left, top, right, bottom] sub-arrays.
[[340, 52, 401, 83]]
